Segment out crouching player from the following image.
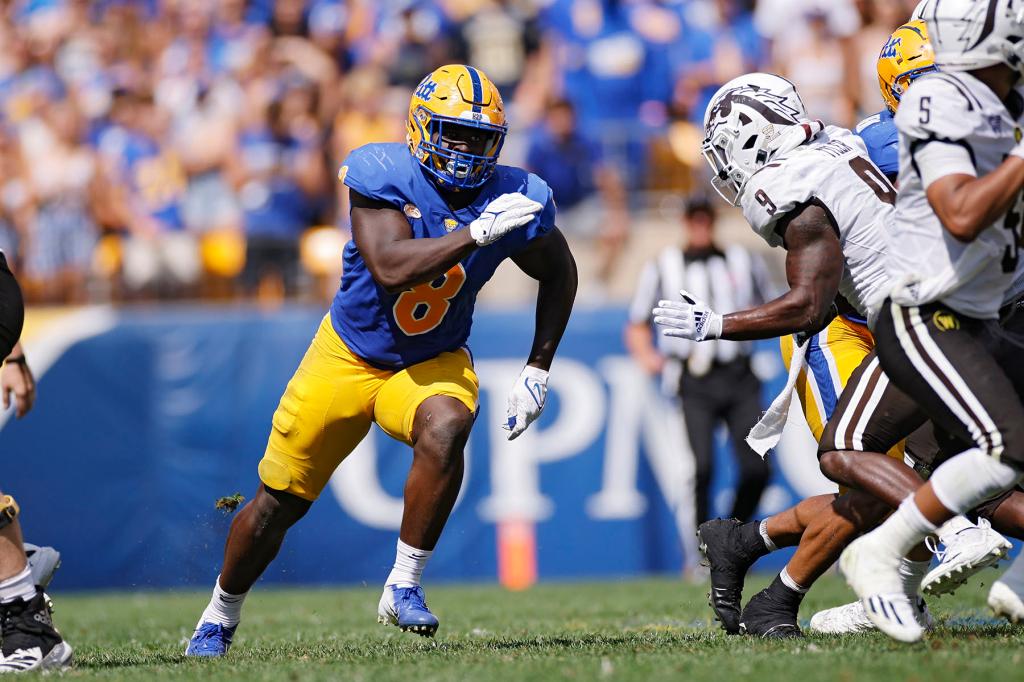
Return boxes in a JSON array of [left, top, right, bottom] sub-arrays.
[[186, 65, 577, 656]]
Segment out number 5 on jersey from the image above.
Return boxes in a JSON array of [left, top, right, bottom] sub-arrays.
[[392, 264, 467, 335]]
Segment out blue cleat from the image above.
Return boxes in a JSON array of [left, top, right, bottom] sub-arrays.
[[377, 585, 439, 637], [185, 622, 236, 657]]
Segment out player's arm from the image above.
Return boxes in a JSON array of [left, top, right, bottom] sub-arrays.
[[653, 204, 842, 341], [899, 79, 1024, 242], [511, 227, 577, 371], [502, 228, 577, 441], [924, 157, 1024, 242], [721, 204, 843, 339], [350, 188, 478, 294]]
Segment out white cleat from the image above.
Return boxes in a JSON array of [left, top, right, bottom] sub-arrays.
[[922, 518, 1011, 596], [809, 601, 876, 634], [840, 535, 925, 643], [0, 642, 73, 673], [988, 581, 1024, 624], [809, 598, 934, 635]]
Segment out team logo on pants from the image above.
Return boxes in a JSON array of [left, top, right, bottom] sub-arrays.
[[932, 311, 960, 332]]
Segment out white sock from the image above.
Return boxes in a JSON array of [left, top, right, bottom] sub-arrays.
[[998, 552, 1024, 593], [898, 558, 931, 594], [198, 576, 248, 628], [930, 449, 1022, 513], [871, 497, 937, 559], [779, 566, 808, 593], [385, 539, 432, 588], [936, 515, 973, 543], [759, 519, 777, 552], [0, 566, 35, 603]]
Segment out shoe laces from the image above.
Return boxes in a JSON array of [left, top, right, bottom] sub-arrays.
[[928, 517, 994, 559], [0, 600, 43, 640], [925, 535, 945, 561], [397, 586, 428, 609], [194, 622, 230, 644]]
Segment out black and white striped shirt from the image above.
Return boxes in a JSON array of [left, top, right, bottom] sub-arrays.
[[629, 244, 777, 389]]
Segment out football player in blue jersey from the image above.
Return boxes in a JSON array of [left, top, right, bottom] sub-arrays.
[[855, 19, 937, 184], [186, 65, 577, 656]]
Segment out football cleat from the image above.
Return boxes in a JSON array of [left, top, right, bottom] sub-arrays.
[[840, 535, 924, 643], [738, 580, 802, 639], [988, 581, 1024, 624], [922, 518, 1011, 596], [0, 587, 72, 673], [378, 585, 439, 637], [185, 622, 236, 657], [809, 598, 934, 635], [696, 519, 766, 634], [23, 544, 60, 591]]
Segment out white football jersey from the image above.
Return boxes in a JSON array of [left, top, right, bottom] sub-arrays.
[[889, 71, 1024, 319], [739, 125, 895, 318]]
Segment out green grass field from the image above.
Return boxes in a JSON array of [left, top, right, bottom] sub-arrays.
[[49, 574, 1022, 680]]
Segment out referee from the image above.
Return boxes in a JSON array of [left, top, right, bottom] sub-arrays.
[[626, 196, 775, 525]]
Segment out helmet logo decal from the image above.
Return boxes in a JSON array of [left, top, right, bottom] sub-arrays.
[[415, 79, 438, 100], [967, 0, 1001, 50], [880, 36, 903, 60], [708, 84, 802, 128]]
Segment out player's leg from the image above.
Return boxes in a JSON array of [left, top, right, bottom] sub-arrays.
[[188, 317, 379, 656], [698, 323, 847, 634], [372, 349, 478, 637], [0, 492, 71, 672], [0, 254, 69, 671], [400, 396, 472, 550], [842, 302, 1024, 642], [697, 495, 834, 634], [742, 349, 931, 638]]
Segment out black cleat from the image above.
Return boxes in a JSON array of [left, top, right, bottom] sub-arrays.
[[697, 519, 768, 634], [0, 587, 72, 672], [738, 577, 803, 639]]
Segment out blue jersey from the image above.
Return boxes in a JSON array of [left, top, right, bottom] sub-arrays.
[[331, 143, 556, 369], [855, 109, 899, 181]]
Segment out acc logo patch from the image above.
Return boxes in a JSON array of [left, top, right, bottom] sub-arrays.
[[932, 310, 960, 332], [337, 165, 348, 182], [403, 203, 422, 219], [444, 218, 460, 233]]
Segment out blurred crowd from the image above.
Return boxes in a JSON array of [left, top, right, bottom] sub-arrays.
[[0, 0, 924, 305]]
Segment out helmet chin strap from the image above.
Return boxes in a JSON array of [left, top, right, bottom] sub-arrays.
[[765, 119, 825, 160]]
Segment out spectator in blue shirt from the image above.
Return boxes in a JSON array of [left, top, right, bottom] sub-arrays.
[[526, 97, 629, 294], [227, 80, 327, 299]]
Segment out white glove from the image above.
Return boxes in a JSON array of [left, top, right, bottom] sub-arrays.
[[502, 365, 549, 440], [652, 289, 723, 341], [469, 193, 544, 246]]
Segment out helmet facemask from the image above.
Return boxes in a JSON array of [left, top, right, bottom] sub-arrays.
[[412, 107, 507, 190]]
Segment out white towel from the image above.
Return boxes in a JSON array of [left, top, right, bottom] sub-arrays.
[[746, 338, 808, 458]]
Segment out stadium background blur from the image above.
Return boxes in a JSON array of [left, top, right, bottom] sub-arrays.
[[2, 0, 950, 593], [0, 0, 923, 305]]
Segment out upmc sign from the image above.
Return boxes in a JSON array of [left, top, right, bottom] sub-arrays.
[[5, 306, 833, 590]]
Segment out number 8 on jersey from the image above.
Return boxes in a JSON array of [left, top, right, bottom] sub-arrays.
[[393, 264, 467, 336]]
